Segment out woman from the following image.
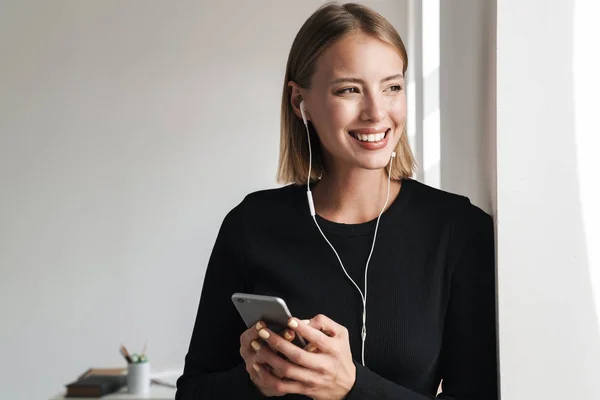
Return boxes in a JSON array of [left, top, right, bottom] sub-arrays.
[[176, 2, 498, 399]]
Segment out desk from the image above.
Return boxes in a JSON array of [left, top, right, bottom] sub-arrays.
[[49, 385, 176, 400]]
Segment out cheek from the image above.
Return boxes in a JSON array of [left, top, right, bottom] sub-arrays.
[[389, 96, 407, 124], [319, 98, 356, 132]]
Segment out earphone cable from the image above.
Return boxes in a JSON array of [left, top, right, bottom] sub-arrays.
[[301, 107, 394, 366]]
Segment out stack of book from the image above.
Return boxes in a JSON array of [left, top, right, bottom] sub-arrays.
[[64, 368, 127, 398]]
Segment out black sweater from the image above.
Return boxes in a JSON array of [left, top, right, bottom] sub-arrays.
[[176, 178, 498, 399]]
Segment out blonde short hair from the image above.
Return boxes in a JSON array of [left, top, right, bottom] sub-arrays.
[[277, 2, 416, 185]]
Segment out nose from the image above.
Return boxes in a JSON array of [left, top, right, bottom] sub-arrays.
[[360, 92, 386, 123]]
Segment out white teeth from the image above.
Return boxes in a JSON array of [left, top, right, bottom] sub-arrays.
[[352, 131, 387, 142]]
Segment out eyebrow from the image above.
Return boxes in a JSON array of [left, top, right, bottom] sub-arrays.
[[329, 74, 404, 85]]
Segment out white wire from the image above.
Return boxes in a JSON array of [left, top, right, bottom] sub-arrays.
[[306, 125, 313, 192], [302, 119, 393, 366]]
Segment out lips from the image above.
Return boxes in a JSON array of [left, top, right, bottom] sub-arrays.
[[349, 129, 390, 143], [348, 128, 391, 150]]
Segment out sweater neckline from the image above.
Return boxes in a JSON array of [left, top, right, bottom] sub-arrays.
[[291, 178, 414, 236]]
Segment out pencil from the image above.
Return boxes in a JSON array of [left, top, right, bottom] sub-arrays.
[[120, 344, 133, 364], [141, 340, 147, 358]]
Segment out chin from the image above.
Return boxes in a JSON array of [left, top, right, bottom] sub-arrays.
[[356, 155, 393, 171]]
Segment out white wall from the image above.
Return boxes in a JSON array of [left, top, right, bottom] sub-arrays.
[[497, 0, 600, 398], [439, 0, 496, 215], [407, 0, 496, 215], [0, 1, 407, 399]]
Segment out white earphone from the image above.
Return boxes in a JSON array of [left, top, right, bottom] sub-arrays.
[[298, 99, 395, 366], [300, 99, 308, 126]]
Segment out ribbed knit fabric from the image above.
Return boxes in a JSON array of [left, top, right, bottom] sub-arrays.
[[176, 178, 498, 399]]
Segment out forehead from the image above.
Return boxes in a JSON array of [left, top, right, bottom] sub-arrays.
[[314, 32, 405, 80]]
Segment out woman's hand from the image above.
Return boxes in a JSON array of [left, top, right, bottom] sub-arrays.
[[239, 321, 301, 397], [249, 314, 357, 400]]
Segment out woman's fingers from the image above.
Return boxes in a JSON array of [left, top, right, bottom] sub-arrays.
[[301, 314, 346, 338], [240, 321, 266, 363], [249, 361, 307, 397], [241, 321, 265, 347], [282, 329, 295, 342], [285, 317, 337, 355], [255, 326, 324, 371], [248, 330, 317, 396], [254, 341, 291, 376], [240, 322, 302, 378], [241, 323, 297, 372], [303, 342, 318, 353], [241, 321, 297, 396], [259, 328, 296, 355]]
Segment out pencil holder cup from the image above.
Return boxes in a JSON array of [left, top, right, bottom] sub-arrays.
[[127, 362, 150, 394]]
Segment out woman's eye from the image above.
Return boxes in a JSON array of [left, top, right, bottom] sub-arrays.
[[387, 85, 403, 92], [338, 87, 359, 94]]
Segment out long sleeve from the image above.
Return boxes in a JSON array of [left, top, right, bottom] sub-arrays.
[[436, 208, 498, 399], [175, 205, 264, 399], [346, 205, 499, 400]]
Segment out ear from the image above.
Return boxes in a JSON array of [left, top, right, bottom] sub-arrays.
[[288, 81, 310, 122]]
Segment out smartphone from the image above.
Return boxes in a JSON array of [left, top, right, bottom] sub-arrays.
[[232, 293, 307, 348]]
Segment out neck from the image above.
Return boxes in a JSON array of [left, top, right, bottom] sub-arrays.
[[311, 166, 401, 224]]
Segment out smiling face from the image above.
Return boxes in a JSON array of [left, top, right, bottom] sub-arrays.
[[300, 31, 407, 174]]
